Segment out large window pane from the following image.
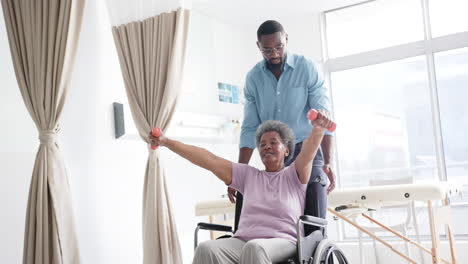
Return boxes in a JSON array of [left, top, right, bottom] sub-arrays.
[[331, 56, 438, 187], [325, 0, 424, 58], [429, 0, 468, 37], [434, 47, 468, 197]]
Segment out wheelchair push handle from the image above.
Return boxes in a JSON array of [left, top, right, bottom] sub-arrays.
[[150, 127, 162, 150], [307, 109, 336, 132]]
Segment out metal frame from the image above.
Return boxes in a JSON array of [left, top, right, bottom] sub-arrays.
[[296, 216, 328, 261], [420, 0, 448, 182]]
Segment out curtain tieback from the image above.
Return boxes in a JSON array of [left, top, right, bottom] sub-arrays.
[[39, 130, 58, 144]]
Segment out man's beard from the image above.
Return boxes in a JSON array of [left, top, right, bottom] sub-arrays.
[[267, 58, 284, 71]]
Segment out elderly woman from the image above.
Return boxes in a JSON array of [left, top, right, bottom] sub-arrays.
[[149, 111, 332, 264]]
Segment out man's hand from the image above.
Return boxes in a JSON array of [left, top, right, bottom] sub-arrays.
[[323, 164, 336, 194], [227, 187, 237, 203]]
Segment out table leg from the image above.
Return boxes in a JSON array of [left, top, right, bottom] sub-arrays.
[[444, 198, 457, 264], [209, 215, 214, 240], [427, 200, 440, 264]]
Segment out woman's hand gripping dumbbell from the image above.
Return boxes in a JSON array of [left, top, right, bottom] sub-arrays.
[[307, 109, 336, 132]]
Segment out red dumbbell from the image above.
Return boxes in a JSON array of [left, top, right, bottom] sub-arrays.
[[151, 127, 162, 150], [307, 109, 336, 132]]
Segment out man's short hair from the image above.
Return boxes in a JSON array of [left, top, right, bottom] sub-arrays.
[[257, 20, 285, 41]]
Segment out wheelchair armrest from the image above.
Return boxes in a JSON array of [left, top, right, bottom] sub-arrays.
[[197, 222, 233, 233], [299, 215, 328, 227], [194, 222, 233, 250]]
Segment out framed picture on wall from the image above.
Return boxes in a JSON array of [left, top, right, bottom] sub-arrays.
[[217, 82, 241, 104]]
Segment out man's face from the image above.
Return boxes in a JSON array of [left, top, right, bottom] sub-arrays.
[[257, 32, 288, 71]]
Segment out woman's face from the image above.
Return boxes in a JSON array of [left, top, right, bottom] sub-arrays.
[[259, 131, 289, 169]]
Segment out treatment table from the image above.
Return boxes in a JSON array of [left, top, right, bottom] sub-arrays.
[[328, 182, 463, 264]]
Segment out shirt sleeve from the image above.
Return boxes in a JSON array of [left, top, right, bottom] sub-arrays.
[[229, 162, 253, 194], [306, 60, 334, 136], [285, 161, 308, 189], [240, 72, 262, 149]]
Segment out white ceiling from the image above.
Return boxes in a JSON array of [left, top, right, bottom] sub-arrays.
[[190, 0, 367, 26]]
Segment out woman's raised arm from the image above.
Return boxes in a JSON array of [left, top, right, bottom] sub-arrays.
[[294, 110, 333, 184], [149, 131, 233, 185]]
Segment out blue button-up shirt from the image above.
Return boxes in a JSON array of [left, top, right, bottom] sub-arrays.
[[240, 53, 332, 149]]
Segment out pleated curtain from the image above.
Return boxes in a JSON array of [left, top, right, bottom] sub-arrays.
[[1, 0, 85, 263], [112, 8, 190, 264]]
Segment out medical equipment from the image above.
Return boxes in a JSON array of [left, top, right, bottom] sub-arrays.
[[328, 182, 462, 264]]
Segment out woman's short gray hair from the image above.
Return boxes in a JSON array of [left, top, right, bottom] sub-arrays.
[[255, 120, 295, 163]]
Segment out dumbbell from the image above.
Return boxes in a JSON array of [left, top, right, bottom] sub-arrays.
[[307, 109, 336, 132], [150, 127, 162, 150]]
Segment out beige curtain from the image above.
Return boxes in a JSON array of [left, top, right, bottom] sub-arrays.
[[112, 8, 190, 264], [1, 0, 85, 263]]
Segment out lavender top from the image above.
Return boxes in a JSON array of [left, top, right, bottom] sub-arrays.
[[229, 162, 306, 242]]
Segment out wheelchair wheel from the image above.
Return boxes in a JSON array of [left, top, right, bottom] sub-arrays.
[[312, 239, 348, 264]]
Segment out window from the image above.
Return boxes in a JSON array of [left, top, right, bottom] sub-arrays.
[[429, 0, 468, 37], [434, 47, 468, 189], [325, 0, 424, 58], [331, 56, 437, 187]]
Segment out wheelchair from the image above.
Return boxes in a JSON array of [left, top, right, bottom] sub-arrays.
[[194, 181, 349, 264]]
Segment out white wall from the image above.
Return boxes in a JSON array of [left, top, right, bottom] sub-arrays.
[[191, 6, 324, 62], [179, 11, 258, 117]]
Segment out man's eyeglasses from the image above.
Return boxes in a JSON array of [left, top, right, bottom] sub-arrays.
[[260, 44, 285, 56]]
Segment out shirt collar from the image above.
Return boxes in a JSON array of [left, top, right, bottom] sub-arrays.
[[285, 52, 295, 69]]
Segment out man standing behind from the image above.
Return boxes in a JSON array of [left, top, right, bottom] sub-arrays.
[[228, 20, 336, 234]]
